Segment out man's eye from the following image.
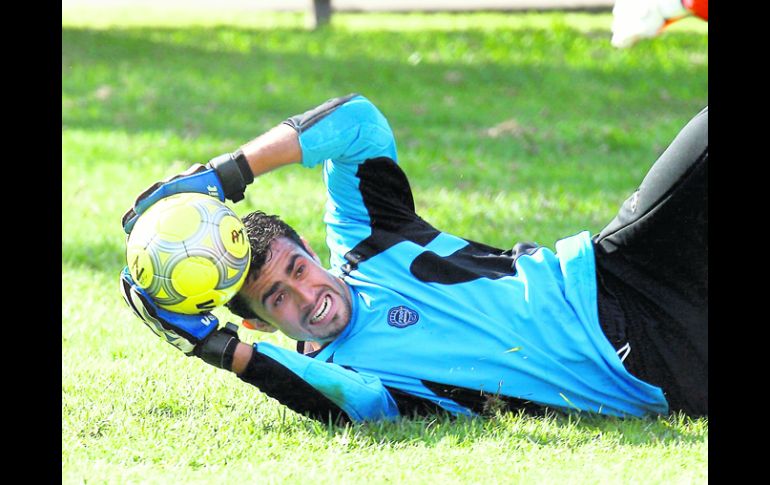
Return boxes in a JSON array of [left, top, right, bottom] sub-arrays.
[[274, 294, 284, 306], [296, 265, 304, 277]]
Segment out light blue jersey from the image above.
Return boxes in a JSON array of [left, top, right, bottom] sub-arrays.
[[244, 94, 669, 422]]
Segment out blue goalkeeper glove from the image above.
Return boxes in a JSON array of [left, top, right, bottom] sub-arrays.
[[121, 150, 254, 234], [119, 267, 241, 370]]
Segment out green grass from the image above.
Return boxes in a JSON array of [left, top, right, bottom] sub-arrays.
[[62, 5, 707, 484]]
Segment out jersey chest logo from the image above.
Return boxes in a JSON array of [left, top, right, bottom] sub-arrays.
[[387, 305, 420, 328]]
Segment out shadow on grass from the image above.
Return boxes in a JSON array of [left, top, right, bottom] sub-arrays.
[[62, 22, 707, 273], [62, 25, 707, 172]]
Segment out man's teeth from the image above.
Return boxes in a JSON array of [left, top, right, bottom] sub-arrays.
[[311, 296, 331, 323]]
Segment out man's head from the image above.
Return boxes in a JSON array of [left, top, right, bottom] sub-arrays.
[[226, 211, 352, 343]]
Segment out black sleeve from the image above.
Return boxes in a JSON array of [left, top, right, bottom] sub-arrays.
[[236, 350, 350, 424]]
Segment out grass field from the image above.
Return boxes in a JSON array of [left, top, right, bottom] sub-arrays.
[[62, 3, 708, 483]]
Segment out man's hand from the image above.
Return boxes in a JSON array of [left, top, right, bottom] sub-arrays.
[[121, 151, 254, 234], [119, 267, 241, 369], [119, 267, 219, 354], [611, 0, 689, 48]]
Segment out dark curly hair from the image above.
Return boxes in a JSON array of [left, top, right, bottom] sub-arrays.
[[225, 210, 304, 321]]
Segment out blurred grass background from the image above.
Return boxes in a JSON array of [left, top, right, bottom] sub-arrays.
[[62, 4, 707, 483]]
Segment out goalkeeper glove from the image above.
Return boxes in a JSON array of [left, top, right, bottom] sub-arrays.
[[121, 150, 254, 234], [119, 267, 242, 370]]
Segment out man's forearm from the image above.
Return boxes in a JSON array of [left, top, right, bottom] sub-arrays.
[[239, 123, 302, 178]]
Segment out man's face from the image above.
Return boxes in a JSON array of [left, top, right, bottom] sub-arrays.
[[239, 237, 353, 343]]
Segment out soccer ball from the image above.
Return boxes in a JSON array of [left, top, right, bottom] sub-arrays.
[[125, 192, 251, 314]]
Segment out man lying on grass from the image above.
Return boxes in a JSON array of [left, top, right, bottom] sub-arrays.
[[120, 94, 707, 423]]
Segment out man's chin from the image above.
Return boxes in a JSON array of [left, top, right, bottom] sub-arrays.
[[311, 326, 343, 344], [306, 295, 352, 343]]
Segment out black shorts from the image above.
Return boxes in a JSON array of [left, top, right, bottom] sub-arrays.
[[593, 107, 708, 416]]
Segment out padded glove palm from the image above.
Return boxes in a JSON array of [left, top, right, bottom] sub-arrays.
[[119, 267, 219, 354], [119, 267, 241, 369]]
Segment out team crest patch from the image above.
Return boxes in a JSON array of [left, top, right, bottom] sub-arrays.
[[387, 306, 420, 328]]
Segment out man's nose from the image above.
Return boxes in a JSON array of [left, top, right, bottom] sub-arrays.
[[292, 283, 316, 308]]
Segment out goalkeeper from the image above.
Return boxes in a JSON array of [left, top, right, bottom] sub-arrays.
[[120, 94, 707, 423]]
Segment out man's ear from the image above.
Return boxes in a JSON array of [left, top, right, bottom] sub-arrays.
[[300, 236, 322, 264], [241, 319, 277, 333]]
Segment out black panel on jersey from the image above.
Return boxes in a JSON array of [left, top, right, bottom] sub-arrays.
[[384, 386, 452, 418], [411, 240, 540, 285], [410, 244, 511, 284], [355, 157, 421, 231], [283, 93, 360, 133], [421, 380, 548, 416], [238, 349, 350, 424], [341, 157, 440, 274], [343, 157, 540, 284], [341, 226, 439, 275]]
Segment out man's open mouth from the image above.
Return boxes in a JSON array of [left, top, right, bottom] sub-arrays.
[[311, 294, 332, 324]]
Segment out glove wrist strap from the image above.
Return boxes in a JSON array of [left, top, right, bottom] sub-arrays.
[[231, 149, 254, 185], [194, 322, 241, 370], [207, 152, 254, 203]]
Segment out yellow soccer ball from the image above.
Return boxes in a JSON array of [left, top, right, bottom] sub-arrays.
[[125, 192, 251, 314]]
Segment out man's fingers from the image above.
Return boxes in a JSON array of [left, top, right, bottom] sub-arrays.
[[119, 271, 163, 336], [119, 268, 197, 354], [119, 268, 159, 320], [119, 272, 144, 319], [122, 207, 138, 234]]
